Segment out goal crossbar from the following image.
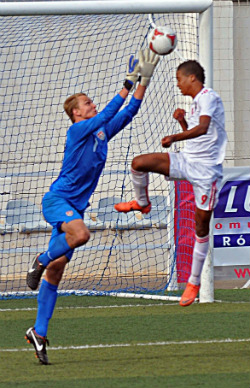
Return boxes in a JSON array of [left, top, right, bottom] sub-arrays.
[[0, 0, 213, 16]]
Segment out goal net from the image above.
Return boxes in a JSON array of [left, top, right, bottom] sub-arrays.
[[0, 9, 202, 298]]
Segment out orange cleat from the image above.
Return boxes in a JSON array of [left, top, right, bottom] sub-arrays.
[[179, 282, 200, 307], [114, 200, 151, 214]]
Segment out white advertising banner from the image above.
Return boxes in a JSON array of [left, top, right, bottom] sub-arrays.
[[213, 166, 250, 267]]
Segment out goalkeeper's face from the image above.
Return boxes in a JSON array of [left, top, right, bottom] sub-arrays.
[[74, 95, 98, 122]]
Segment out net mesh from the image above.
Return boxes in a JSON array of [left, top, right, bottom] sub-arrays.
[[0, 13, 198, 296]]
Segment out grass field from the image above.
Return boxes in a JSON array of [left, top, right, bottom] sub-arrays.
[[0, 289, 249, 388]]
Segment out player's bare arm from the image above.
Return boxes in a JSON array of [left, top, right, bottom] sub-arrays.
[[173, 108, 188, 131], [133, 84, 147, 100], [119, 88, 130, 99], [161, 115, 211, 148], [119, 83, 147, 101]]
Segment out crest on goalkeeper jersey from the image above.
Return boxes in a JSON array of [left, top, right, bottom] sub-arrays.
[[97, 130, 105, 140], [148, 26, 177, 56]]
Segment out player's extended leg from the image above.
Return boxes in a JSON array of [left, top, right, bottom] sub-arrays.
[[180, 208, 212, 307], [25, 255, 68, 365], [40, 219, 90, 267], [115, 152, 170, 213], [27, 219, 90, 290]]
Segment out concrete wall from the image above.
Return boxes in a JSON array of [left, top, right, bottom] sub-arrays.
[[233, 2, 250, 166], [213, 0, 250, 167]]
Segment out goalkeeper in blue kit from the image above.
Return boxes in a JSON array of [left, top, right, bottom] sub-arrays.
[[25, 49, 159, 365]]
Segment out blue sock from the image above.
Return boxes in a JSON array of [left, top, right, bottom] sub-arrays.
[[39, 232, 71, 267], [35, 279, 58, 337]]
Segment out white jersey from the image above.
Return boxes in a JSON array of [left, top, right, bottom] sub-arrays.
[[183, 88, 227, 166]]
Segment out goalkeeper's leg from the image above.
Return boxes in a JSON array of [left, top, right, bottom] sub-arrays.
[[27, 220, 89, 290], [25, 255, 69, 364], [115, 153, 170, 213], [27, 193, 90, 290], [39, 191, 90, 268], [38, 219, 90, 267], [34, 256, 68, 337]]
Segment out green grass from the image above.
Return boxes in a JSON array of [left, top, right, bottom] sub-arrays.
[[0, 289, 249, 388]]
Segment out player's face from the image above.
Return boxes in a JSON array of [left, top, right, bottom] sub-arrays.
[[76, 95, 97, 120], [176, 70, 192, 96]]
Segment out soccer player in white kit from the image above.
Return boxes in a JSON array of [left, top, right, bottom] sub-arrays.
[[115, 60, 227, 306]]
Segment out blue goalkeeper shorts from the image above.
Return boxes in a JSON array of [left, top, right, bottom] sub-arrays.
[[42, 191, 83, 228], [42, 191, 84, 262]]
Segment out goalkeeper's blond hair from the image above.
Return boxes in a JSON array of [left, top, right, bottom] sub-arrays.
[[64, 93, 87, 123]]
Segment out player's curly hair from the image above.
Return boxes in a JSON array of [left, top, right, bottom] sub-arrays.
[[177, 60, 205, 84], [64, 93, 87, 123]]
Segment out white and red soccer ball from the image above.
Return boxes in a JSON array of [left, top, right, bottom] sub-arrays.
[[148, 26, 177, 56]]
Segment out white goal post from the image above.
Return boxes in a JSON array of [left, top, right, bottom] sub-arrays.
[[0, 0, 214, 303]]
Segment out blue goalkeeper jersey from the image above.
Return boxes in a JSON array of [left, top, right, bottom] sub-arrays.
[[50, 94, 142, 212]]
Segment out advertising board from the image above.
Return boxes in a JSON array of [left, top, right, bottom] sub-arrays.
[[213, 167, 250, 287]]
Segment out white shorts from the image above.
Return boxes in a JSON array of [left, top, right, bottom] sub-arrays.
[[166, 152, 223, 211]]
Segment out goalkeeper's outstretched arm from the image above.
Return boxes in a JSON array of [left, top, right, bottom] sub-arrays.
[[106, 49, 160, 141], [121, 48, 160, 100], [119, 83, 147, 103]]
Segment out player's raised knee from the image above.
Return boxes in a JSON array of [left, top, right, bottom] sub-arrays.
[[79, 229, 91, 245], [132, 155, 144, 171], [73, 229, 90, 247]]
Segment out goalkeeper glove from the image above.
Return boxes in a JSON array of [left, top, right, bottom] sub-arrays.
[[139, 49, 160, 87], [123, 55, 140, 91]]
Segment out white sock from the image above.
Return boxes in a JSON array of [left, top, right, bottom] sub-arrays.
[[189, 234, 209, 286], [131, 168, 150, 207]]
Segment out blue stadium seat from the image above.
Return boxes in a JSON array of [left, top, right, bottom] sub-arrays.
[[0, 219, 13, 234], [84, 210, 106, 230], [98, 197, 152, 230], [5, 199, 52, 233], [0, 176, 13, 234], [142, 195, 170, 229]]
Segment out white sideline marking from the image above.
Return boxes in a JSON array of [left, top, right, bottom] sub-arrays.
[[2, 299, 250, 312], [1, 338, 250, 353], [0, 291, 181, 302], [0, 303, 179, 312]]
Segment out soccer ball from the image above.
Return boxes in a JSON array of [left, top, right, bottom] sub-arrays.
[[148, 26, 177, 56]]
